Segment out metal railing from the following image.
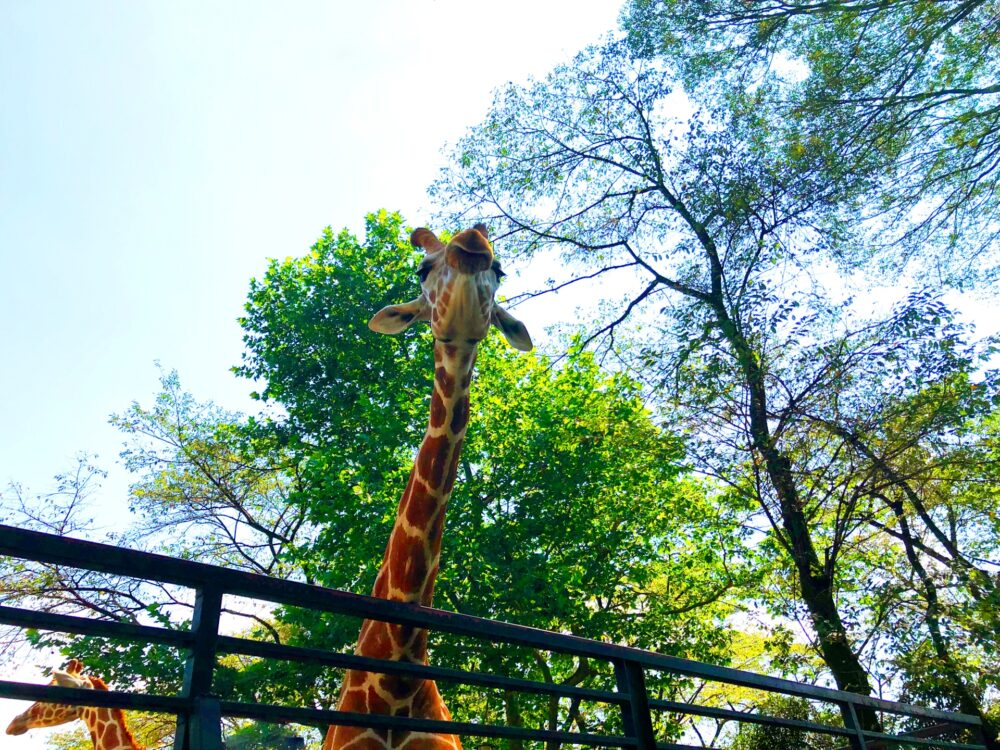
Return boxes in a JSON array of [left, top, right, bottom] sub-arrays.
[[0, 524, 987, 750]]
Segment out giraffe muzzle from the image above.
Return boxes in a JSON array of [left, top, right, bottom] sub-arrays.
[[446, 228, 494, 274], [448, 246, 493, 274], [7, 716, 28, 735]]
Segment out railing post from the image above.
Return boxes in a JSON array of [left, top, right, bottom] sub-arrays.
[[974, 719, 993, 750], [614, 659, 656, 750], [174, 586, 223, 750], [840, 700, 869, 750]]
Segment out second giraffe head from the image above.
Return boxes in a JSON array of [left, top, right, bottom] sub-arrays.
[[369, 224, 532, 351]]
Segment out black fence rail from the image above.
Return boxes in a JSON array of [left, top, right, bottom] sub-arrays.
[[0, 524, 987, 750]]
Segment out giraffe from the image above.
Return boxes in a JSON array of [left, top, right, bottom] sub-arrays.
[[324, 224, 532, 750], [5, 659, 144, 750]]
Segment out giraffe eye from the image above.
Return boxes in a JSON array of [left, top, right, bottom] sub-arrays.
[[417, 265, 431, 282], [492, 262, 505, 280]]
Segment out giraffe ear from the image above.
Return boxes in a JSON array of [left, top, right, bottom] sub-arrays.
[[492, 306, 532, 351], [369, 297, 430, 334], [410, 228, 445, 253]]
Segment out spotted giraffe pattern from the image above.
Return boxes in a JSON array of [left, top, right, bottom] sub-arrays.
[[324, 225, 532, 750], [5, 659, 143, 750]]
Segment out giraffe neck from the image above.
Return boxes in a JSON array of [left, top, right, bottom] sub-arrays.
[[80, 706, 143, 750], [327, 340, 475, 734], [370, 340, 476, 609]]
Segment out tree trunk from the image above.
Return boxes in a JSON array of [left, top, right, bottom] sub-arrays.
[[534, 653, 592, 750], [662, 180, 881, 731], [504, 690, 524, 750], [715, 309, 881, 731], [887, 498, 1000, 750]]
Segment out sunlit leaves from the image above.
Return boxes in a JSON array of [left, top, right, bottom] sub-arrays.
[[621, 0, 1000, 282]]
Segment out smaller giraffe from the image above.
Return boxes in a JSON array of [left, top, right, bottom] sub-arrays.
[[5, 659, 144, 750]]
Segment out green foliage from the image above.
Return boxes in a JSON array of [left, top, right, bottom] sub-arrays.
[[728, 696, 837, 750], [436, 30, 882, 700], [12, 210, 746, 744], [111, 368, 308, 579], [3, 2, 997, 746], [622, 0, 1000, 282], [229, 210, 748, 736], [224, 721, 317, 750], [435, 6, 1000, 734], [235, 210, 432, 589]]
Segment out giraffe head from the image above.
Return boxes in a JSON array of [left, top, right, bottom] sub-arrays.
[[6, 659, 141, 750], [6, 659, 89, 735], [369, 224, 532, 351]]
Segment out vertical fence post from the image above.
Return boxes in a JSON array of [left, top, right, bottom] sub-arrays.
[[174, 585, 223, 750], [973, 718, 992, 750], [614, 659, 656, 750], [840, 700, 869, 750]]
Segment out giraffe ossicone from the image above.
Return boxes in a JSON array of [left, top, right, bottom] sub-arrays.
[[5, 659, 144, 750], [324, 225, 531, 750]]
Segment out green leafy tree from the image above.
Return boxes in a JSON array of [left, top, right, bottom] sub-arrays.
[[622, 0, 1000, 282], [235, 210, 751, 742], [789, 310, 1000, 730], [5, 211, 749, 748], [435, 37, 886, 728], [728, 696, 838, 750], [112, 368, 313, 582], [434, 29, 1000, 741]]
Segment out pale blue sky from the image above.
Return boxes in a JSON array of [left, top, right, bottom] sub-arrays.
[[0, 1, 623, 742], [0, 0, 623, 494]]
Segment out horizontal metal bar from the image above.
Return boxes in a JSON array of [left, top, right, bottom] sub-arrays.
[[218, 699, 637, 748], [855, 723, 988, 750], [655, 700, 981, 749], [217, 634, 626, 706], [650, 697, 855, 737], [0, 680, 187, 714], [0, 524, 983, 730], [0, 605, 193, 649], [2, 681, 978, 750], [861, 729, 985, 750]]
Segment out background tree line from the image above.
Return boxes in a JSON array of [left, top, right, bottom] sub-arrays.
[[2, 1, 998, 748]]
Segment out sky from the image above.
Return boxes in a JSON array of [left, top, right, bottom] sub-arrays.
[[0, 1, 625, 746]]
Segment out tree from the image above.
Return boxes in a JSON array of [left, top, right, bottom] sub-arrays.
[[431, 29, 992, 731], [760, 294, 1000, 738], [791, 311, 1000, 731], [236, 210, 751, 742], [622, 0, 1000, 283], [434, 27, 1000, 735], [728, 695, 838, 750], [112, 368, 313, 582]]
